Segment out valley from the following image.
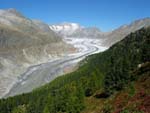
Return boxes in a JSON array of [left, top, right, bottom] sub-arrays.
[[0, 1, 149, 113], [0, 27, 149, 113], [4, 38, 107, 98]]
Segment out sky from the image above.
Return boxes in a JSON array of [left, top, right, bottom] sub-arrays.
[[0, 0, 150, 31]]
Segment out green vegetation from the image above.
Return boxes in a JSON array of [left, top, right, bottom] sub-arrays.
[[0, 27, 149, 113], [128, 82, 136, 97]]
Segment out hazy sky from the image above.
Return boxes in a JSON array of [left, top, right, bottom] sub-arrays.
[[0, 0, 150, 31]]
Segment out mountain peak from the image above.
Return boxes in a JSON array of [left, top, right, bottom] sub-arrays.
[[49, 22, 82, 36]]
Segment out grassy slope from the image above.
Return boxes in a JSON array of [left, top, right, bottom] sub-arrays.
[[0, 27, 149, 113]]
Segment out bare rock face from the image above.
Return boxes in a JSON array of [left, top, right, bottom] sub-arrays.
[[0, 9, 74, 98]]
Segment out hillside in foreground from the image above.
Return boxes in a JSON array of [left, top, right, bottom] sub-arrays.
[[0, 27, 150, 113]]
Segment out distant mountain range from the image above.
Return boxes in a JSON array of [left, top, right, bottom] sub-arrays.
[[50, 18, 150, 46], [49, 22, 107, 38], [49, 23, 81, 36]]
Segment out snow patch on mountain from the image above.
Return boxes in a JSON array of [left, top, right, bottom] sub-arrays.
[[49, 22, 107, 38], [49, 23, 82, 36]]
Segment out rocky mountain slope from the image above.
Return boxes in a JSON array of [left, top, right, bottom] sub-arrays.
[[0, 26, 149, 113], [102, 17, 150, 46], [0, 8, 61, 49], [0, 9, 74, 98]]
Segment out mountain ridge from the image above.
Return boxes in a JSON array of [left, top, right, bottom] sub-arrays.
[[102, 17, 150, 46]]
